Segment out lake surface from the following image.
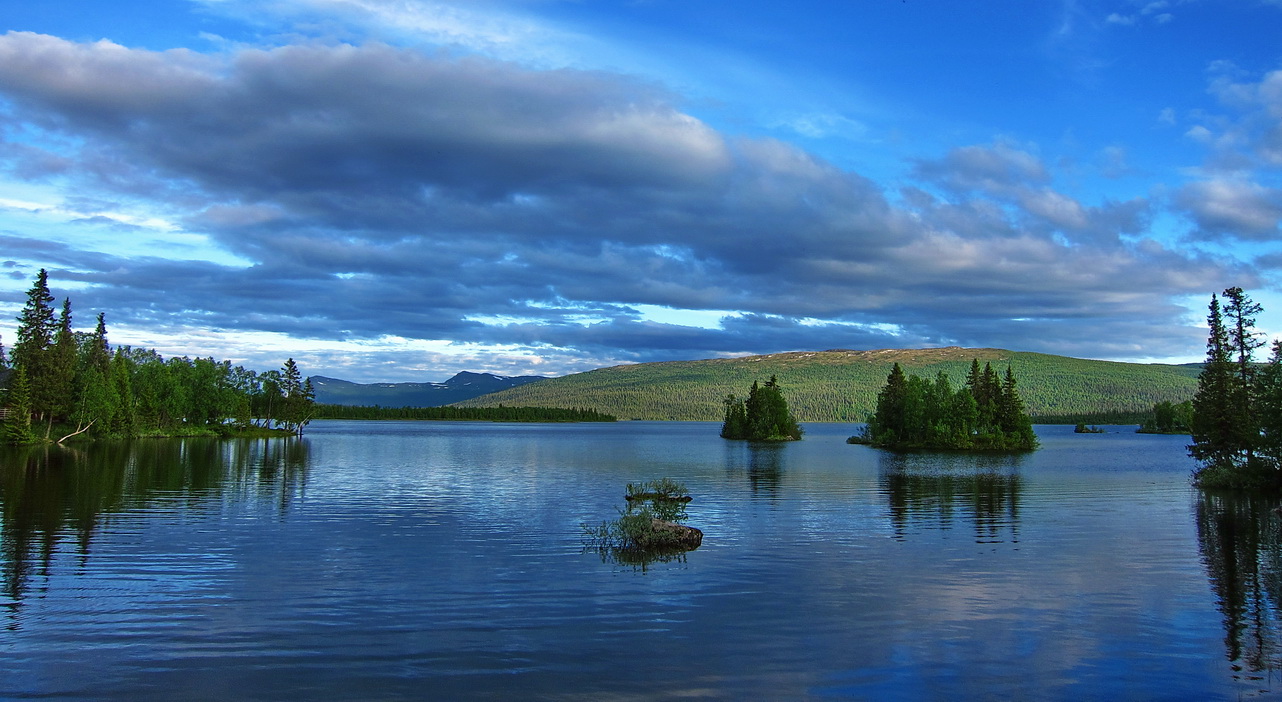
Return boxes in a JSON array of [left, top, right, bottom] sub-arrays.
[[2, 421, 1281, 700]]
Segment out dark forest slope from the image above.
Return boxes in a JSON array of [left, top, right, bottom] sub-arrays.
[[454, 347, 1200, 422]]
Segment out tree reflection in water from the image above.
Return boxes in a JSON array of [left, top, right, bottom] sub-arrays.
[[1197, 491, 1282, 681], [878, 452, 1023, 544], [0, 438, 309, 625], [721, 441, 785, 499]]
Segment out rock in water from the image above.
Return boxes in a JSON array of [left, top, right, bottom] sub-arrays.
[[650, 519, 703, 549]]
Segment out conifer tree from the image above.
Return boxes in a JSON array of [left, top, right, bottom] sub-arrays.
[[2, 366, 35, 444], [720, 393, 748, 439], [1222, 287, 1265, 462], [12, 269, 56, 418], [47, 298, 78, 422], [1257, 340, 1282, 468], [1190, 292, 1253, 473], [870, 362, 909, 445], [87, 312, 111, 374], [999, 365, 1037, 446]]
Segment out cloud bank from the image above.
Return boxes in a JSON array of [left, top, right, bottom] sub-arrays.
[[0, 31, 1260, 377]]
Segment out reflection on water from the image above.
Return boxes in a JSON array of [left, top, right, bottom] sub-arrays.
[[1197, 490, 1282, 683], [0, 437, 309, 622], [878, 451, 1024, 544], [722, 441, 786, 497]]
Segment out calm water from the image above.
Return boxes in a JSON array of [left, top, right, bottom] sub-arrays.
[[2, 421, 1281, 700]]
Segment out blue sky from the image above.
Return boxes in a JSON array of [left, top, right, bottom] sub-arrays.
[[1, 0, 1281, 382]]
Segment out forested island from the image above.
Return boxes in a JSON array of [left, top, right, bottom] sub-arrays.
[[851, 359, 1038, 451], [0, 270, 316, 444], [720, 376, 803, 441]]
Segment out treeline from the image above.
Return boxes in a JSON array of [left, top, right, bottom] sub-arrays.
[[856, 360, 1038, 451], [1188, 288, 1282, 489], [0, 270, 316, 444], [312, 404, 616, 422]]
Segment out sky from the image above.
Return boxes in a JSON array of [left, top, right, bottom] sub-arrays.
[[1, 0, 1281, 382]]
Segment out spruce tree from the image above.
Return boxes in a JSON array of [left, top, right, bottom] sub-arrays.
[[88, 312, 111, 374], [870, 363, 909, 446], [1222, 287, 1265, 463], [720, 393, 748, 439], [3, 366, 35, 444], [12, 269, 56, 419], [1257, 340, 1282, 468], [1190, 293, 1248, 473], [47, 298, 78, 422], [999, 365, 1037, 448]]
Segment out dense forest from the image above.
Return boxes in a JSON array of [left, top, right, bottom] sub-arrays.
[[456, 348, 1200, 422], [855, 360, 1038, 451], [313, 404, 616, 422], [1188, 288, 1282, 490], [720, 376, 803, 441], [0, 270, 316, 444]]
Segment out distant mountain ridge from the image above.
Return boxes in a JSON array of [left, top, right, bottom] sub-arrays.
[[452, 347, 1203, 422], [310, 371, 548, 407]]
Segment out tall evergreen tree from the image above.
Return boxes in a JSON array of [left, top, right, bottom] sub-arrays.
[[0, 332, 8, 371], [2, 366, 35, 444], [999, 365, 1037, 446], [1184, 290, 1266, 489], [870, 362, 909, 445], [1190, 294, 1234, 464], [12, 269, 56, 418], [720, 393, 748, 439], [87, 312, 111, 374], [1257, 340, 1282, 468], [1222, 287, 1265, 462], [47, 297, 78, 423]]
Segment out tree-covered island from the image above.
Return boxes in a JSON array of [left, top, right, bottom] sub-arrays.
[[851, 359, 1038, 451], [0, 270, 316, 444], [720, 376, 803, 441]]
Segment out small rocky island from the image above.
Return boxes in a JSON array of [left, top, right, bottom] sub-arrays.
[[583, 478, 702, 566]]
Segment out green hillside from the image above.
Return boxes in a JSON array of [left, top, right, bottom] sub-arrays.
[[454, 347, 1202, 422]]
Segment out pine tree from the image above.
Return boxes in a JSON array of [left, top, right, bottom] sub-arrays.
[[2, 366, 35, 444], [999, 365, 1037, 448], [870, 363, 909, 446], [46, 298, 78, 423], [1257, 340, 1282, 468], [1222, 287, 1265, 463], [87, 312, 111, 374], [1190, 292, 1251, 474], [12, 269, 56, 419], [720, 393, 748, 439]]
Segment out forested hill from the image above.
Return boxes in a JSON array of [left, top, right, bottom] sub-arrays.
[[453, 347, 1201, 422]]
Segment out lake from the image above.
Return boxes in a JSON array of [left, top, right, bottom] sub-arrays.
[[2, 421, 1280, 700]]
